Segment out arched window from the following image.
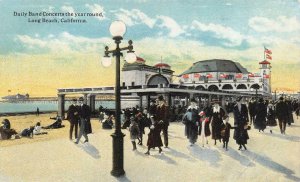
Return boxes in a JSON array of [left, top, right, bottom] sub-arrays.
[[195, 85, 206, 90], [222, 84, 233, 90], [208, 85, 219, 91], [236, 84, 247, 89]]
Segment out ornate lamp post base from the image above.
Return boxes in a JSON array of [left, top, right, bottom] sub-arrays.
[[111, 132, 126, 177]]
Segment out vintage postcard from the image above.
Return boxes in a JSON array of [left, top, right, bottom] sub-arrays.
[[0, 0, 299, 181]]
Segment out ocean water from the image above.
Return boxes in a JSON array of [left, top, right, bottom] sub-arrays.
[[0, 101, 115, 114]]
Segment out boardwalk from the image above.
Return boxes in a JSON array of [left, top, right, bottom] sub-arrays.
[[0, 114, 299, 181]]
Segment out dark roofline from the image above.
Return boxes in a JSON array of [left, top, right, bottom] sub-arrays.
[[179, 59, 249, 76]]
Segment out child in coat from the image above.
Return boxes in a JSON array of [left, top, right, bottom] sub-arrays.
[[199, 111, 210, 147], [220, 117, 235, 150], [129, 116, 140, 151]]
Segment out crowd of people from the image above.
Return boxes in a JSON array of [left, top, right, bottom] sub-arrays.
[[249, 96, 299, 134], [118, 95, 299, 153], [1, 94, 299, 156]]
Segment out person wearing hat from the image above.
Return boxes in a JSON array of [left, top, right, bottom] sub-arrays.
[[0, 119, 18, 140], [248, 97, 257, 125], [254, 98, 267, 132], [129, 115, 140, 151], [148, 99, 157, 117], [275, 97, 289, 134], [211, 98, 227, 146], [75, 97, 92, 144], [66, 98, 79, 140], [155, 95, 169, 148], [198, 111, 210, 147], [266, 101, 277, 133], [182, 98, 199, 146], [145, 115, 163, 155], [285, 97, 294, 126], [233, 96, 250, 150]]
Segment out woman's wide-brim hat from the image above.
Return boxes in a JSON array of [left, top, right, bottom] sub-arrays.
[[158, 95, 164, 101], [190, 98, 197, 103]]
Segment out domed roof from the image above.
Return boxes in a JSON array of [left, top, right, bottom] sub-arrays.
[[136, 57, 145, 63], [154, 63, 171, 69], [180, 59, 248, 76], [259, 60, 271, 64]]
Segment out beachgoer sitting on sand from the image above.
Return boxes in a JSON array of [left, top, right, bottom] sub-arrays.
[[21, 126, 34, 138], [42, 116, 65, 129], [0, 119, 18, 140], [2, 118, 11, 129], [33, 122, 48, 135]]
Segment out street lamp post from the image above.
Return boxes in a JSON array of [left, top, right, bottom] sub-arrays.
[[102, 20, 137, 177]]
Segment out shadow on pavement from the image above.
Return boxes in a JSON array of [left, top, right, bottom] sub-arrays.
[[78, 143, 100, 159], [221, 146, 255, 167], [164, 147, 193, 160], [116, 175, 131, 182], [152, 153, 177, 165], [187, 144, 222, 167], [243, 150, 300, 181], [264, 132, 300, 142]]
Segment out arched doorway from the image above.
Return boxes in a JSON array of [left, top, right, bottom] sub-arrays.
[[147, 74, 169, 85]]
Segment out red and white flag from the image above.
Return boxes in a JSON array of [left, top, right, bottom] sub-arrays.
[[182, 74, 189, 79], [219, 73, 228, 78], [248, 73, 255, 77], [266, 54, 272, 60], [206, 73, 213, 78], [194, 73, 200, 78], [235, 73, 243, 78], [264, 47, 272, 54]]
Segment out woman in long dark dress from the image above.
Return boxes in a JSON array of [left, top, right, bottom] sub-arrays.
[[233, 96, 250, 150], [266, 102, 277, 133], [182, 106, 199, 146], [254, 98, 267, 132], [211, 100, 226, 145], [145, 117, 163, 155]]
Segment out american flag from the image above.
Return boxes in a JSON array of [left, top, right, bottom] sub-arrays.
[[264, 47, 272, 54]]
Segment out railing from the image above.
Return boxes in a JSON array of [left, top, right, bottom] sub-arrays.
[[58, 84, 261, 97]]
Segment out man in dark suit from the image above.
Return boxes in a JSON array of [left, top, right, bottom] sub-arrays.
[[75, 97, 92, 144], [66, 99, 79, 140], [156, 95, 169, 148], [275, 97, 289, 134]]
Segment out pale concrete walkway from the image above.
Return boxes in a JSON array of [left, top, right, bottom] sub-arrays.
[[0, 114, 300, 182]]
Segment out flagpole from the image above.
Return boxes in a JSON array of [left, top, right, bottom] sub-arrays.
[[264, 46, 266, 60]]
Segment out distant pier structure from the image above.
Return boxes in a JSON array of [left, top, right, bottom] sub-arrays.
[[57, 57, 271, 119]]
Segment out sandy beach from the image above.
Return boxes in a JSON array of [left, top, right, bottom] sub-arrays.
[[0, 113, 102, 147]]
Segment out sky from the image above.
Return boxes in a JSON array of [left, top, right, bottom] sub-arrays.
[[0, 0, 299, 96]]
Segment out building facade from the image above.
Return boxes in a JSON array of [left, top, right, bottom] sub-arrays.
[[178, 59, 272, 97], [121, 57, 174, 87]]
